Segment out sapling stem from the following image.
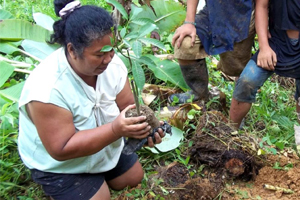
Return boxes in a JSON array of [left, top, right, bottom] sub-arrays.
[[131, 80, 140, 115]]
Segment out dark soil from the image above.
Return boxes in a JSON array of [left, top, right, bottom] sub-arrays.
[[116, 106, 300, 200], [125, 105, 160, 132]]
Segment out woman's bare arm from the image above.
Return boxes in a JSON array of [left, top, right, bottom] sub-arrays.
[[26, 79, 149, 161]]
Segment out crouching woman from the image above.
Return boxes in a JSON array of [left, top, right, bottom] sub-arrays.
[[18, 1, 165, 199]]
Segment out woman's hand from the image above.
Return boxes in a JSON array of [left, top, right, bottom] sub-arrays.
[[112, 104, 151, 139], [146, 121, 166, 147], [172, 24, 196, 48], [257, 46, 277, 71]]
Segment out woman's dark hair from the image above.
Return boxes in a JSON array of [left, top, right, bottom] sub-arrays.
[[50, 0, 114, 56]]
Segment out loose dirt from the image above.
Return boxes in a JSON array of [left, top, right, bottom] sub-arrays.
[[125, 105, 160, 132], [117, 104, 300, 200]]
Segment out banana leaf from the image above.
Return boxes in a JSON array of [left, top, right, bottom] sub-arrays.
[[0, 61, 15, 88], [0, 82, 25, 102], [0, 9, 14, 20], [130, 0, 185, 33], [21, 40, 60, 60], [0, 19, 52, 42], [0, 41, 22, 54]]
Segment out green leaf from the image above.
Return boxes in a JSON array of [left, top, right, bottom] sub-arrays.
[[142, 55, 189, 90], [100, 45, 113, 52], [269, 147, 277, 155], [129, 0, 185, 33], [0, 61, 15, 88], [147, 126, 184, 153], [138, 38, 166, 51], [21, 40, 60, 60], [129, 4, 143, 20], [132, 40, 142, 58], [120, 27, 127, 38], [0, 9, 14, 20], [131, 18, 155, 26], [151, 0, 186, 32], [0, 19, 51, 42], [138, 23, 157, 38], [139, 56, 156, 68], [115, 52, 131, 69], [106, 0, 128, 20], [0, 82, 25, 102], [2, 113, 15, 127], [124, 32, 139, 40], [275, 141, 285, 151], [122, 39, 131, 48], [0, 41, 22, 54], [131, 60, 145, 91], [33, 12, 54, 31]]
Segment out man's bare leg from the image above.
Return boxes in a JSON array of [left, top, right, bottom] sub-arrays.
[[229, 98, 252, 129]]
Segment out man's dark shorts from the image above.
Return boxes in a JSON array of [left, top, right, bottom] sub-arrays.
[[174, 9, 255, 77], [30, 153, 138, 200]]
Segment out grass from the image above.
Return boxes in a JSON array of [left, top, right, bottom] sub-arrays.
[[0, 0, 111, 21], [1, 0, 299, 199]]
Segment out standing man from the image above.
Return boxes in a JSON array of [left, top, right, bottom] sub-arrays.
[[170, 0, 255, 104]]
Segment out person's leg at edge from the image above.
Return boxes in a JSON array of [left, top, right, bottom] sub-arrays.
[[90, 155, 143, 199], [107, 160, 144, 190], [90, 181, 110, 200], [294, 79, 300, 156], [229, 59, 273, 129], [295, 79, 300, 124]]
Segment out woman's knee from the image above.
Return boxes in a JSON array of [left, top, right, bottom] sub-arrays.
[[108, 161, 144, 191], [90, 181, 110, 200]]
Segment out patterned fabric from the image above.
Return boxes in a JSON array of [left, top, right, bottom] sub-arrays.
[[195, 0, 253, 55]]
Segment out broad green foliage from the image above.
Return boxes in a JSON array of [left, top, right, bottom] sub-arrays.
[[0, 82, 25, 102], [0, 0, 111, 21], [32, 12, 55, 31], [131, 60, 146, 92], [22, 40, 60, 60], [151, 0, 186, 32], [106, 0, 128, 19], [0, 61, 15, 88], [0, 9, 14, 19], [0, 41, 22, 54], [129, 1, 185, 33], [143, 55, 189, 89], [107, 0, 187, 91], [0, 61, 24, 104], [0, 62, 26, 198], [0, 19, 51, 42]]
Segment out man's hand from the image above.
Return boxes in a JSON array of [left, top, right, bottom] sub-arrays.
[[172, 24, 196, 48], [257, 46, 277, 71]]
